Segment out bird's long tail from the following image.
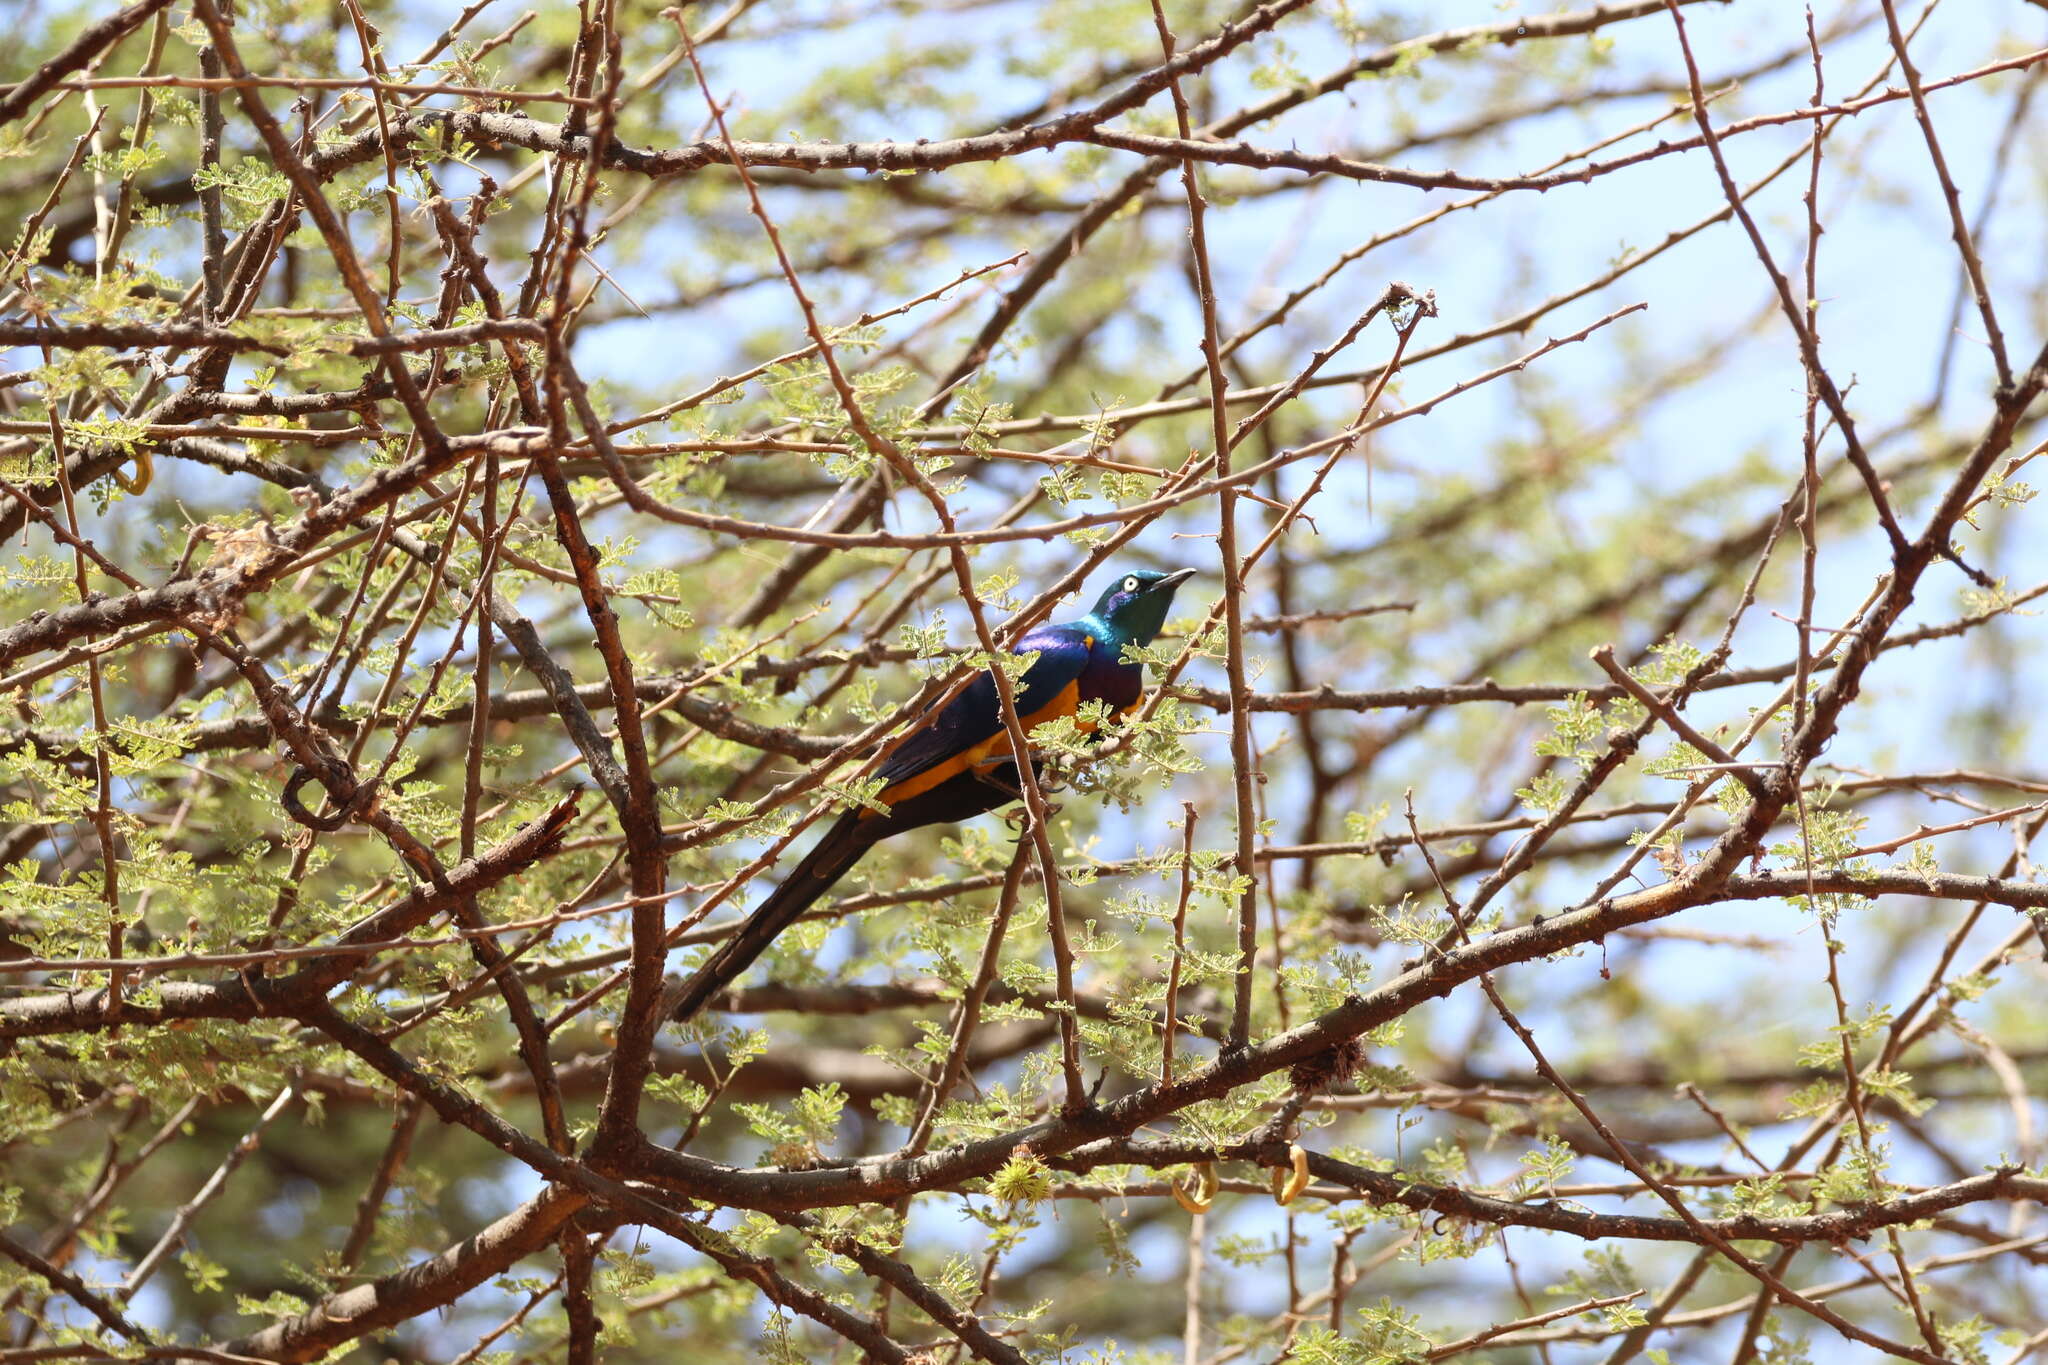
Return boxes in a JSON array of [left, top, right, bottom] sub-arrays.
[[669, 812, 876, 1024]]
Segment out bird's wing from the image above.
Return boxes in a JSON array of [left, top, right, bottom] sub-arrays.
[[872, 623, 1095, 807]]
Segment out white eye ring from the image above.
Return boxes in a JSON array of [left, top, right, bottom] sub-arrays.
[[1123, 576, 1139, 592]]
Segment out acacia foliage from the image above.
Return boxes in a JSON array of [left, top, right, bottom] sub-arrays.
[[1, 0, 2047, 1361]]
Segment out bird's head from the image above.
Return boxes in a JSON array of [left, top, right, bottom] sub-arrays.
[[1090, 566, 1196, 645]]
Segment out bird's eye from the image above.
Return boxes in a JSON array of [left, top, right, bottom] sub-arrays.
[[1123, 576, 1139, 592]]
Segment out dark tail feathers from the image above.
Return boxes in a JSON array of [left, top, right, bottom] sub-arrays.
[[669, 812, 875, 1024]]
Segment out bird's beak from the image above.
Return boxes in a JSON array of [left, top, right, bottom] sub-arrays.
[[1151, 568, 1197, 594]]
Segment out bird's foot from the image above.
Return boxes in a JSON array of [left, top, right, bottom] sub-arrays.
[[1058, 1091, 1103, 1121]]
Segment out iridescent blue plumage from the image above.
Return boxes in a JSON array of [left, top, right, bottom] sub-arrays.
[[671, 566, 1194, 1022]]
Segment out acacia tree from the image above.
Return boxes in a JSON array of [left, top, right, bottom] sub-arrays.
[[2, 0, 2046, 1360]]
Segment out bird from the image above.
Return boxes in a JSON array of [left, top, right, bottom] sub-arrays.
[[669, 566, 1196, 1024]]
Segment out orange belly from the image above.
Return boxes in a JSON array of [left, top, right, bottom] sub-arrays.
[[873, 678, 1087, 809]]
